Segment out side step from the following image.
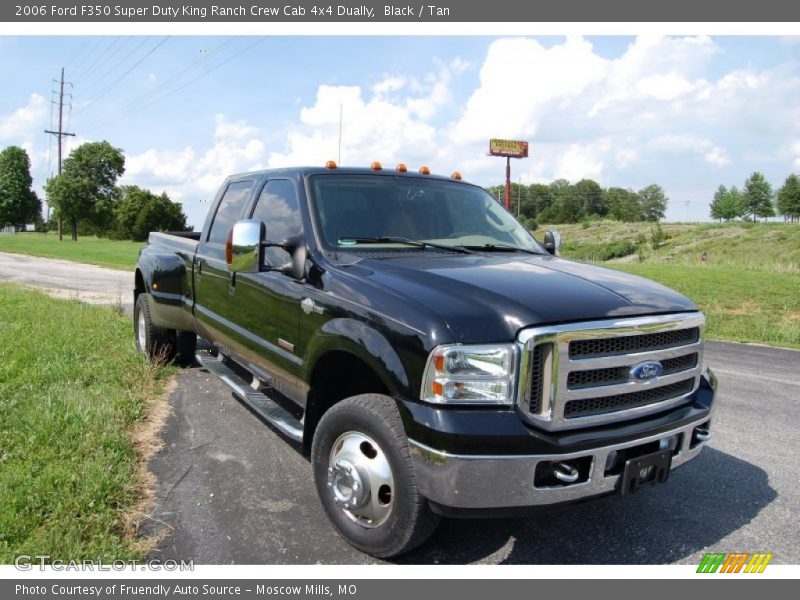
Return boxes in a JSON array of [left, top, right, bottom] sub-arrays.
[[196, 352, 304, 442]]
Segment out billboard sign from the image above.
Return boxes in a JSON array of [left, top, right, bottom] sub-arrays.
[[489, 138, 529, 158]]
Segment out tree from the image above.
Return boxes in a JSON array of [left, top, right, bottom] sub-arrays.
[[114, 185, 188, 241], [709, 185, 744, 221], [45, 141, 125, 240], [573, 179, 607, 218], [607, 187, 643, 222], [0, 146, 41, 229], [743, 172, 774, 222], [638, 184, 668, 222], [776, 174, 800, 223]]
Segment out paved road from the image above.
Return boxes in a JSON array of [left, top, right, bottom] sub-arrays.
[[144, 341, 800, 565], [0, 251, 132, 310]]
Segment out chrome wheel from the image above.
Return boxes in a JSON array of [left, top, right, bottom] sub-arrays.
[[136, 308, 147, 352], [327, 431, 394, 528]]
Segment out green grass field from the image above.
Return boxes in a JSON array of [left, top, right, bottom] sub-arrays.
[[544, 220, 800, 348], [0, 233, 142, 270], [613, 264, 800, 349], [0, 284, 173, 562]]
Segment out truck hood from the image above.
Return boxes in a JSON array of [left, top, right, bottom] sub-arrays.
[[347, 253, 697, 342]]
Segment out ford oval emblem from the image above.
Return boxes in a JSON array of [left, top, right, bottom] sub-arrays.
[[630, 361, 663, 381]]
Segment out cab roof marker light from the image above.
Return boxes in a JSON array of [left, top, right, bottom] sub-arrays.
[[452, 171, 462, 180], [371, 161, 383, 171], [396, 163, 408, 173], [325, 160, 337, 169], [419, 165, 431, 175]]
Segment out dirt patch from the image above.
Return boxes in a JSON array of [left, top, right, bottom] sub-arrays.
[[125, 376, 177, 552], [714, 300, 760, 316]]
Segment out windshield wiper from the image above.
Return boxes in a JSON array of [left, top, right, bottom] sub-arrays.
[[337, 236, 476, 254], [464, 243, 541, 255]]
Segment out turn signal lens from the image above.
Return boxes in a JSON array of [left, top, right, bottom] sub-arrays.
[[419, 165, 431, 175], [325, 160, 337, 169], [371, 161, 383, 171]]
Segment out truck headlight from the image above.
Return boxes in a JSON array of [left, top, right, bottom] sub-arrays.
[[420, 344, 518, 405]]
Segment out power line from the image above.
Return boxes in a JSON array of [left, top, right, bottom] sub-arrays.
[[73, 37, 121, 82], [86, 37, 255, 133], [76, 36, 165, 110], [76, 37, 134, 97], [69, 37, 103, 76]]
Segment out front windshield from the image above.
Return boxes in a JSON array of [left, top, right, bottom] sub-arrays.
[[309, 174, 544, 253]]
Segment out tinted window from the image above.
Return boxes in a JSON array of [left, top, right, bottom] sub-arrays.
[[207, 181, 252, 244], [251, 179, 302, 267], [310, 175, 543, 252]]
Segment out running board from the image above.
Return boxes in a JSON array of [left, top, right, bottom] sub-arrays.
[[195, 352, 304, 442]]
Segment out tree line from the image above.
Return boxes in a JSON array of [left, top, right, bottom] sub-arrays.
[[710, 172, 800, 222], [0, 142, 188, 241], [486, 179, 668, 228]]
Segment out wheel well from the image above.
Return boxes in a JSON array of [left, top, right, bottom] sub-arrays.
[[304, 351, 390, 451], [134, 269, 146, 303]]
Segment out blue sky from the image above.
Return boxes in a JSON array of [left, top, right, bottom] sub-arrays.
[[1, 35, 798, 228]]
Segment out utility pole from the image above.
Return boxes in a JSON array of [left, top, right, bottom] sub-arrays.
[[517, 176, 522, 218], [44, 67, 75, 241], [684, 200, 690, 223]]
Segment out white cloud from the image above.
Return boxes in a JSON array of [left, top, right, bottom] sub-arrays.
[[267, 65, 456, 169], [0, 94, 47, 142]]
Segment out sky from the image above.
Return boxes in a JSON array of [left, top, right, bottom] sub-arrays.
[[0, 35, 799, 229]]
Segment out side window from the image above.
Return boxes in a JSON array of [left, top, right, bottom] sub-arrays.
[[207, 181, 253, 244], [251, 179, 302, 267]]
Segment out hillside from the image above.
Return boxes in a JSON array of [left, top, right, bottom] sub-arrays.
[[545, 221, 800, 273]]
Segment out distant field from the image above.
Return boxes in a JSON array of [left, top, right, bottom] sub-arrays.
[[545, 221, 800, 349], [0, 233, 141, 270], [614, 264, 800, 349], [548, 220, 800, 272], [0, 284, 173, 561]]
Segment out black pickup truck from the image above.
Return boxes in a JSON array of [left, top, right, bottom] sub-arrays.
[[134, 163, 717, 557]]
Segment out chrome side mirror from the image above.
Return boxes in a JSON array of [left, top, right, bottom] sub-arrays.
[[226, 219, 265, 273], [543, 229, 562, 256]]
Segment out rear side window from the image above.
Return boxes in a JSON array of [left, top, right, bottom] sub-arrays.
[[251, 179, 302, 267], [207, 180, 253, 244]]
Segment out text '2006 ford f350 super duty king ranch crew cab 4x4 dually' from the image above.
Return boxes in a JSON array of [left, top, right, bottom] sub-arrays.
[[134, 161, 718, 558]]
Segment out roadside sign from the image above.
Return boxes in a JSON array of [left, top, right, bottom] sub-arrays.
[[489, 138, 529, 158]]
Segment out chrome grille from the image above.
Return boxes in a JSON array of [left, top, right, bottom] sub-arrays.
[[569, 327, 699, 358], [564, 378, 695, 418], [516, 313, 705, 431]]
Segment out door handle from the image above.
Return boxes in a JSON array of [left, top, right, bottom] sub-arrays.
[[197, 258, 204, 276]]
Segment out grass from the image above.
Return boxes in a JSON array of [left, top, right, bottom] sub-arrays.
[[613, 264, 800, 349], [0, 233, 142, 270], [0, 284, 173, 562], [548, 220, 800, 272], [541, 220, 800, 348]]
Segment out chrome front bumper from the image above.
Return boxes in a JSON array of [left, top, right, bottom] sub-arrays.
[[409, 415, 712, 510]]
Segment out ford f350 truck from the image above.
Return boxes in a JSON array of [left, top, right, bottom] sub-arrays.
[[134, 163, 717, 557]]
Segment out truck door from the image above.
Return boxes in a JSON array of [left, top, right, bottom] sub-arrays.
[[193, 178, 254, 349], [227, 178, 305, 401]]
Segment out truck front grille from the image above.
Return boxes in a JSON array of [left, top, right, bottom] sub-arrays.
[[517, 313, 705, 431]]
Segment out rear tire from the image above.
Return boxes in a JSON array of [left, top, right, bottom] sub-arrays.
[[311, 394, 440, 558], [134, 293, 196, 366]]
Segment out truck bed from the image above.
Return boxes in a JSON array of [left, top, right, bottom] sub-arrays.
[[147, 231, 201, 254]]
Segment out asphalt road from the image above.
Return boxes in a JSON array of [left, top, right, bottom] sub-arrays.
[[143, 341, 800, 565], [0, 251, 132, 310]]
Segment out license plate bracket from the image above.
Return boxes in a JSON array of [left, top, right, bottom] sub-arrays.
[[620, 449, 673, 495]]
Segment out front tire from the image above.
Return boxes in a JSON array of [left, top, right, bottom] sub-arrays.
[[311, 394, 440, 558]]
